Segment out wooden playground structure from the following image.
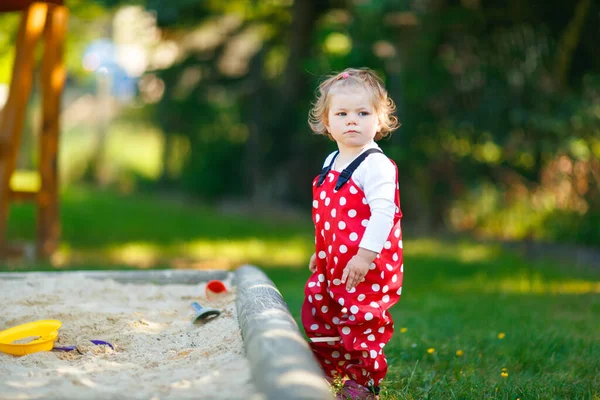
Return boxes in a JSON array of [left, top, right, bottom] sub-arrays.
[[0, 0, 68, 260]]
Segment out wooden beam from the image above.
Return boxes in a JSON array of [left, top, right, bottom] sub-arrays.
[[0, 138, 8, 157], [37, 4, 68, 258], [0, 3, 48, 255]]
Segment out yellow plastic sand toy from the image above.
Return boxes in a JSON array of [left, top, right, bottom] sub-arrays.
[[0, 320, 62, 356]]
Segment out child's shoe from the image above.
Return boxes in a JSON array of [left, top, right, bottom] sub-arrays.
[[336, 379, 379, 400]]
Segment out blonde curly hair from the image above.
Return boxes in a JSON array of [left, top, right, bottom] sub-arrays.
[[308, 67, 400, 141]]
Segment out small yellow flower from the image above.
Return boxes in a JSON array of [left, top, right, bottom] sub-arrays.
[[501, 371, 508, 378], [456, 349, 464, 356], [400, 327, 407, 333], [497, 332, 506, 339], [501, 367, 507, 372], [427, 348, 435, 354]]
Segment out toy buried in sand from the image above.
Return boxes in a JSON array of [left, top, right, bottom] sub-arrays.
[[191, 301, 221, 323], [53, 340, 115, 352], [0, 319, 62, 356]]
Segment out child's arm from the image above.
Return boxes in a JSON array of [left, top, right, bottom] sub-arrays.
[[341, 247, 377, 290], [358, 156, 397, 253], [308, 252, 317, 272]]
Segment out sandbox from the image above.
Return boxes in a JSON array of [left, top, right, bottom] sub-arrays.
[[0, 266, 332, 400]]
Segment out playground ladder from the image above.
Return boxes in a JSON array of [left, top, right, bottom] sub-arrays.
[[0, 1, 68, 260]]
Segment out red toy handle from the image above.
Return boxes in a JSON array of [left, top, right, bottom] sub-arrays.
[[206, 280, 227, 298]]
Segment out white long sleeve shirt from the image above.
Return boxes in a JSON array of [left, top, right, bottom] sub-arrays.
[[323, 142, 397, 254]]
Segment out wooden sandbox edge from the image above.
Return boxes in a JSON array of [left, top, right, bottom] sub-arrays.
[[0, 269, 230, 284], [234, 264, 333, 400]]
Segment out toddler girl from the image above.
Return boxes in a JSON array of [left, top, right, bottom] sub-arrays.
[[301, 68, 404, 399]]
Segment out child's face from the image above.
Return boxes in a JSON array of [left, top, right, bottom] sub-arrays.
[[325, 86, 381, 150]]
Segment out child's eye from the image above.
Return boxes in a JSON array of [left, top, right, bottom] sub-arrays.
[[336, 112, 346, 116], [359, 111, 370, 116]]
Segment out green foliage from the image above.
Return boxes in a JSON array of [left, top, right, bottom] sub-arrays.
[[3, 0, 599, 245], [542, 211, 600, 247], [179, 136, 246, 199]]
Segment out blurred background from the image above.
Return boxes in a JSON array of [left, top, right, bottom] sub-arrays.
[[3, 0, 600, 266]]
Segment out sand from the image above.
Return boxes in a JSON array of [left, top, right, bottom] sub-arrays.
[[0, 274, 259, 400]]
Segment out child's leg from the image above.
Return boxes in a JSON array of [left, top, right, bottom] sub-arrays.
[[339, 316, 395, 387], [308, 340, 347, 380], [302, 274, 345, 378], [345, 347, 388, 387]]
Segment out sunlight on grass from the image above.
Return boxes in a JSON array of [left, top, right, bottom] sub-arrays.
[[451, 271, 600, 294], [108, 242, 161, 266], [180, 237, 311, 266], [51, 236, 314, 269], [9, 170, 40, 192], [405, 238, 501, 263], [50, 237, 503, 271]]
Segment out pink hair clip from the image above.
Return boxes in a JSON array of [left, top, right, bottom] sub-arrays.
[[341, 72, 350, 79]]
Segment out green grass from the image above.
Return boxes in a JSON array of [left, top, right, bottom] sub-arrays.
[[3, 186, 600, 399], [272, 258, 600, 400], [5, 186, 314, 269]]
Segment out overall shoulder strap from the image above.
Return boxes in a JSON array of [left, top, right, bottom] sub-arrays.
[[335, 148, 383, 190], [317, 151, 339, 187]]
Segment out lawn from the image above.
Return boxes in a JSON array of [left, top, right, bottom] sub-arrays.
[[3, 187, 600, 399]]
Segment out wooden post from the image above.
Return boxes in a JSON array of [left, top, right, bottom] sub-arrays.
[[37, 4, 68, 258], [0, 3, 48, 256]]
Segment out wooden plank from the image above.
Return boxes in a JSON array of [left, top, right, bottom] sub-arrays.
[[0, 3, 48, 256], [0, 270, 232, 285], [37, 3, 68, 258], [0, 138, 8, 156]]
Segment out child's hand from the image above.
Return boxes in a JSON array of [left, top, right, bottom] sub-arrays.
[[308, 253, 317, 273], [341, 253, 372, 291]]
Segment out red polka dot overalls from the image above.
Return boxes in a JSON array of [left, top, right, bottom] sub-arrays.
[[301, 149, 404, 387]]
